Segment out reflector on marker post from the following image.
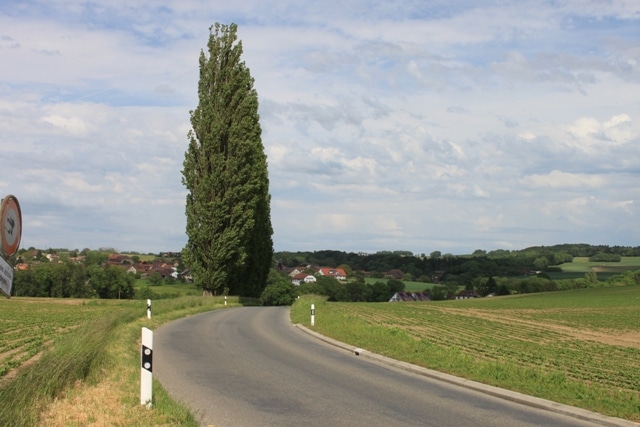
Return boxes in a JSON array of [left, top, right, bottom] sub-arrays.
[[140, 327, 153, 407]]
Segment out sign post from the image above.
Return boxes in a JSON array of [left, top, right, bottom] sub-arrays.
[[0, 256, 13, 299], [311, 303, 315, 327], [140, 327, 153, 407], [0, 195, 22, 298]]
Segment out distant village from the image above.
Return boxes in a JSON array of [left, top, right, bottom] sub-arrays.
[[14, 250, 191, 282]]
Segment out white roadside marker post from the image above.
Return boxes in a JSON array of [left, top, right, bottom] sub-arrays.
[[311, 303, 315, 326], [140, 327, 153, 407], [225, 295, 227, 306], [147, 299, 152, 319]]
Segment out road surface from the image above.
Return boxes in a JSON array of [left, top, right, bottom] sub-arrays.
[[154, 306, 630, 427]]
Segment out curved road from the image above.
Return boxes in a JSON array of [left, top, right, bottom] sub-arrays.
[[154, 307, 626, 427]]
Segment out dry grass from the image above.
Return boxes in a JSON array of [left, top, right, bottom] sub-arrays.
[[42, 379, 132, 426]]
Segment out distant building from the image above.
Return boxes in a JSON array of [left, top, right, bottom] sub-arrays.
[[291, 273, 317, 286], [316, 267, 347, 281], [455, 290, 480, 300], [389, 291, 431, 302]]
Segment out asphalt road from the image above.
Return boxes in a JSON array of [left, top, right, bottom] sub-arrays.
[[154, 306, 632, 427]]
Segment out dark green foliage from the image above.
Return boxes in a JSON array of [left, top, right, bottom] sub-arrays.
[[605, 270, 640, 286], [429, 285, 447, 300], [515, 276, 558, 294], [83, 250, 108, 266], [589, 253, 621, 262], [387, 278, 405, 294], [13, 261, 133, 299], [316, 276, 349, 302], [86, 265, 135, 299], [148, 271, 163, 286], [370, 281, 391, 302], [298, 276, 404, 303], [496, 284, 511, 295], [260, 270, 296, 306], [182, 23, 273, 298], [477, 276, 497, 296], [346, 279, 368, 302]]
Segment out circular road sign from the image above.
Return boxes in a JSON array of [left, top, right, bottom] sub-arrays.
[[0, 195, 22, 257]]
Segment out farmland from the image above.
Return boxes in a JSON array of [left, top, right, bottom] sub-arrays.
[[0, 296, 242, 425], [291, 286, 640, 421], [2, 284, 639, 423], [0, 298, 131, 379]]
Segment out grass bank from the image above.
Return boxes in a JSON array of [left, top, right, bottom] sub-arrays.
[[291, 287, 640, 422], [0, 296, 251, 425]]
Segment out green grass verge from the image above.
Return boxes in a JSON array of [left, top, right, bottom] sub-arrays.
[[134, 281, 202, 298], [291, 289, 640, 421]]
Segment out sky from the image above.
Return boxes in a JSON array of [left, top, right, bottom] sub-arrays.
[[1, 0, 639, 256]]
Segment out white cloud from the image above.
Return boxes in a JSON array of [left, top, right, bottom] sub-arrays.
[[521, 170, 607, 189], [0, 0, 639, 254], [565, 113, 633, 153]]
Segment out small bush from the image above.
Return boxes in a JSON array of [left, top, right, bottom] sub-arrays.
[[261, 270, 296, 306]]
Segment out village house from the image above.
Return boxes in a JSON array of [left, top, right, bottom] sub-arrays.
[[46, 253, 60, 262], [291, 273, 317, 286], [107, 254, 135, 266], [316, 267, 347, 281], [389, 291, 431, 302], [455, 290, 480, 300]]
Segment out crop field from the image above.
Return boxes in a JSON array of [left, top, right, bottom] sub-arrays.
[[0, 298, 138, 380], [292, 286, 640, 421]]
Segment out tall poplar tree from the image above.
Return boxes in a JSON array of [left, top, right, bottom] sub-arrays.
[[182, 23, 273, 298]]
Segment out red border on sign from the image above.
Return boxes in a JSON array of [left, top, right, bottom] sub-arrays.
[[1, 195, 22, 257]]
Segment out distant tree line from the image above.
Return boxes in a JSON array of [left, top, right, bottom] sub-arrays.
[[275, 244, 640, 288], [588, 253, 622, 262], [13, 261, 134, 299], [263, 244, 640, 304], [260, 270, 408, 305]]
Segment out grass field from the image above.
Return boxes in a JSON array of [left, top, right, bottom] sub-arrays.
[[291, 286, 640, 421], [364, 277, 434, 291], [0, 298, 130, 379], [549, 256, 640, 281], [134, 280, 202, 297]]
